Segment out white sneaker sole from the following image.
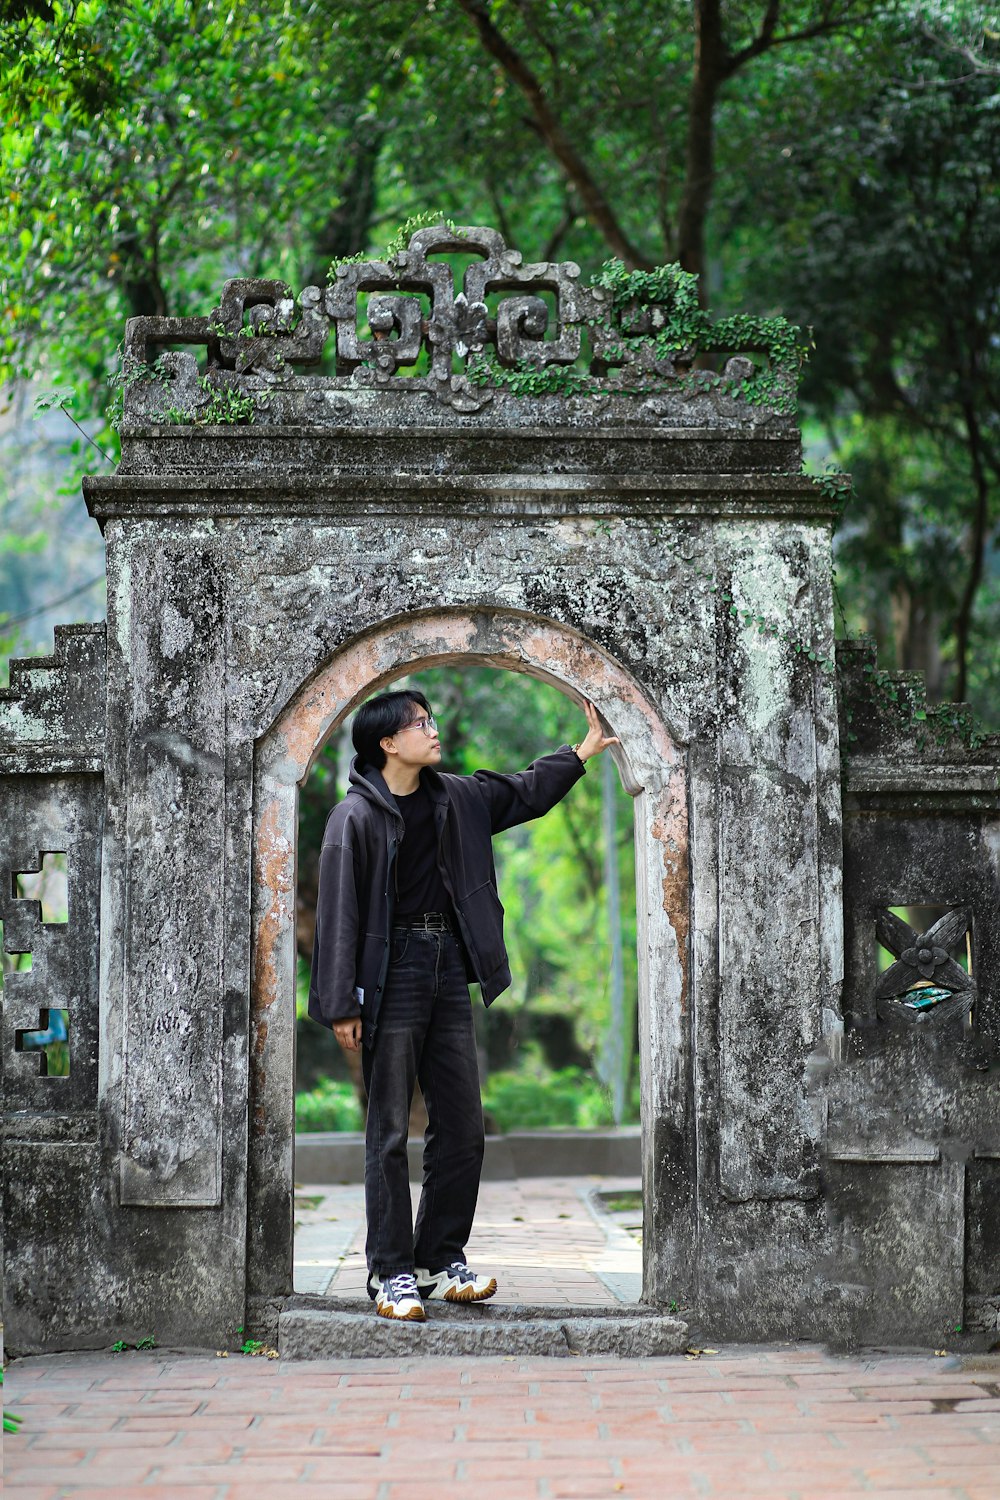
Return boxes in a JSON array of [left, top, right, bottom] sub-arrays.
[[375, 1299, 426, 1321], [420, 1273, 497, 1303]]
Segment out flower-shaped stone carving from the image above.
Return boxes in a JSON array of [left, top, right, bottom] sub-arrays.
[[428, 291, 489, 359], [899, 942, 949, 980], [874, 907, 974, 999]]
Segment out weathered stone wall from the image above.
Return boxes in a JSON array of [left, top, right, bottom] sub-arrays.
[[826, 638, 1000, 1345], [1, 627, 105, 1347]]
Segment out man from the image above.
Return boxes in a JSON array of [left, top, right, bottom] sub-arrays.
[[308, 687, 618, 1321]]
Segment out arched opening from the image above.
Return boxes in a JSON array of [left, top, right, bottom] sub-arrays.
[[248, 608, 689, 1316], [293, 664, 642, 1303]]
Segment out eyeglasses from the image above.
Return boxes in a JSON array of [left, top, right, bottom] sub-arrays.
[[396, 715, 438, 737]]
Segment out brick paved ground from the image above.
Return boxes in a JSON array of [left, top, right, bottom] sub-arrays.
[[294, 1176, 643, 1304], [5, 1344, 999, 1497], [6, 1182, 999, 1496]]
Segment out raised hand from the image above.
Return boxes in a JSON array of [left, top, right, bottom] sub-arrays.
[[575, 700, 620, 762]]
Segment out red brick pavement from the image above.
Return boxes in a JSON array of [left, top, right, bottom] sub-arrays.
[[4, 1345, 999, 1498]]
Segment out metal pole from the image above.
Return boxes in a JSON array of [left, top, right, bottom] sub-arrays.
[[602, 749, 626, 1124]]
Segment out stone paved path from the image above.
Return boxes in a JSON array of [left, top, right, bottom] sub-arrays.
[[293, 1176, 643, 1305], [5, 1345, 999, 1497]]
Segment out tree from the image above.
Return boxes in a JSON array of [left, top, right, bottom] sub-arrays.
[[435, 1, 881, 282], [730, 13, 1000, 705], [2, 1, 998, 719]]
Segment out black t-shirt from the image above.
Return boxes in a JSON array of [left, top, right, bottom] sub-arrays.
[[394, 782, 452, 921]]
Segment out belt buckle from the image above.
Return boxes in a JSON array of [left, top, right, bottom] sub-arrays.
[[424, 913, 449, 932]]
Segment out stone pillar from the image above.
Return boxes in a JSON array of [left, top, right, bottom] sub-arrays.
[[103, 533, 230, 1206]]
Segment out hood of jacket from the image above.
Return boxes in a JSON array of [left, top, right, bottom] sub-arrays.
[[347, 757, 450, 818]]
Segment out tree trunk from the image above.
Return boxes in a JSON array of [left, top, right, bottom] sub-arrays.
[[305, 118, 382, 287], [676, 0, 726, 290], [953, 398, 991, 704], [892, 583, 944, 701], [455, 0, 652, 268]]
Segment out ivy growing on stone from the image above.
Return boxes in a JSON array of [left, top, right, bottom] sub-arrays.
[[465, 347, 593, 398], [327, 211, 463, 278], [593, 259, 809, 413]]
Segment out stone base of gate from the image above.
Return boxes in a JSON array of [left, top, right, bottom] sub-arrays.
[[278, 1296, 689, 1360]]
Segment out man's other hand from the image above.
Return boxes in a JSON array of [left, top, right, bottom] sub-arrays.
[[575, 700, 620, 762], [334, 1016, 363, 1051]]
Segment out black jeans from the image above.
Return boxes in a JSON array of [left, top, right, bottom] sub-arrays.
[[362, 927, 485, 1278]]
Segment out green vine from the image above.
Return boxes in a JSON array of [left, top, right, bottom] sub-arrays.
[[465, 347, 592, 398], [839, 647, 986, 754], [328, 212, 463, 280], [106, 353, 173, 433], [813, 463, 855, 527], [593, 259, 808, 412]]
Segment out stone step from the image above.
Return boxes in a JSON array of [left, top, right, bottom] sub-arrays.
[[278, 1296, 688, 1360], [295, 1125, 641, 1183]]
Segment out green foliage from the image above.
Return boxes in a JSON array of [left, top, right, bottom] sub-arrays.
[[384, 212, 461, 260], [595, 259, 702, 320], [593, 261, 807, 411], [2, 2, 996, 721], [165, 379, 256, 427], [327, 210, 465, 276], [295, 1077, 364, 1133], [481, 1052, 622, 1132], [727, 14, 1000, 712], [602, 1190, 642, 1213], [240, 1338, 264, 1354], [466, 348, 593, 399], [1, 1365, 23, 1434], [463, 258, 806, 409], [106, 353, 173, 430], [32, 386, 78, 414]]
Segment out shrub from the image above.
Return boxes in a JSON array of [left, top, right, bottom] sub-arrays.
[[294, 1077, 363, 1133], [482, 1063, 616, 1132]]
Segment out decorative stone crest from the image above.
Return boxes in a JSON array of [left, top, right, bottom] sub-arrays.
[[118, 222, 800, 422]]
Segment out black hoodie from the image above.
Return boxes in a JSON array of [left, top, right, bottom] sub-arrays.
[[307, 744, 586, 1049]]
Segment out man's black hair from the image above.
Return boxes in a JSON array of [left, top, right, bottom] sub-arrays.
[[352, 688, 432, 770]]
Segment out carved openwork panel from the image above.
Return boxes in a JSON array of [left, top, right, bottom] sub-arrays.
[[874, 905, 977, 1028], [119, 222, 799, 419], [0, 788, 102, 1117]]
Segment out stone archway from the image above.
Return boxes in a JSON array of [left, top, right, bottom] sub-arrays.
[[8, 222, 996, 1356], [247, 607, 689, 1317]]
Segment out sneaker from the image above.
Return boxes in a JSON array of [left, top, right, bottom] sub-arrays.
[[374, 1272, 426, 1321], [415, 1262, 497, 1303]]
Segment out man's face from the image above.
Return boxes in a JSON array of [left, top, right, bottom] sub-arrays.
[[384, 702, 442, 768]]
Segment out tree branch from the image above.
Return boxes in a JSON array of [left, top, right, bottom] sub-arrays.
[[725, 2, 872, 77], [454, 0, 652, 267]]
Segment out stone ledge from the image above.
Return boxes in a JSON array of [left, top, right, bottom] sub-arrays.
[[84, 470, 835, 523], [294, 1126, 641, 1183], [278, 1299, 688, 1360]]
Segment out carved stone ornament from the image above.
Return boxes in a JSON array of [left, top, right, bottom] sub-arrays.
[[874, 907, 976, 1027], [118, 221, 798, 420]]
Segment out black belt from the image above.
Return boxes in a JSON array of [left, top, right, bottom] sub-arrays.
[[393, 912, 453, 932]]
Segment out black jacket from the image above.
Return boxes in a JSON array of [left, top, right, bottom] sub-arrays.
[[308, 745, 586, 1049]]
